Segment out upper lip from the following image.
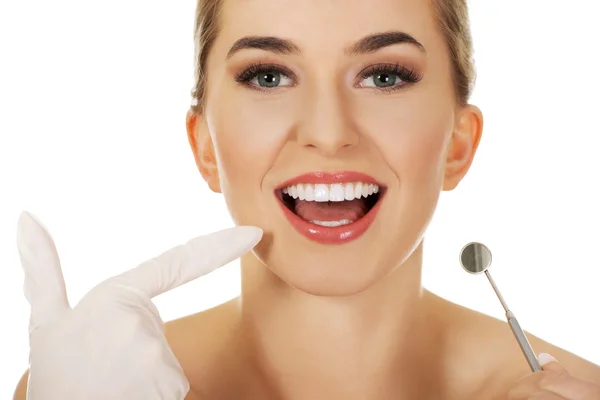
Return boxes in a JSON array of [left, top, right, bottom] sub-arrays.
[[274, 171, 386, 190]]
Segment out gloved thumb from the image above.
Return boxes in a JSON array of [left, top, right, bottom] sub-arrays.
[[17, 211, 70, 335]]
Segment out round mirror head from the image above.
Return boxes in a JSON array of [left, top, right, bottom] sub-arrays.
[[460, 242, 492, 274]]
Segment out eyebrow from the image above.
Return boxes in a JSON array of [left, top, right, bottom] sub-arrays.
[[225, 31, 426, 59]]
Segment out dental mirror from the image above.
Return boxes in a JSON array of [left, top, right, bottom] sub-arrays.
[[459, 242, 542, 372]]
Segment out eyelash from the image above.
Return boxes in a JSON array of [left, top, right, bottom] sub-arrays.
[[358, 63, 423, 92], [234, 62, 423, 93]]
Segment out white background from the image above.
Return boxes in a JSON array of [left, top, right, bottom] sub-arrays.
[[1, 0, 599, 397]]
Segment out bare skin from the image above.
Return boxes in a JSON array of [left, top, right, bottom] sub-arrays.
[[13, 0, 600, 398], [161, 288, 600, 400], [14, 288, 600, 400]]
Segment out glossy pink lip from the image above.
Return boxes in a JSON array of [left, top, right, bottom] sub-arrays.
[[275, 171, 384, 189], [274, 171, 386, 245]]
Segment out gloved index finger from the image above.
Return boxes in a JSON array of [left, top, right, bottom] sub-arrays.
[[17, 211, 70, 333], [108, 226, 263, 299]]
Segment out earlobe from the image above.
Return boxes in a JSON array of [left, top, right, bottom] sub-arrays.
[[186, 109, 222, 193], [442, 105, 483, 191]]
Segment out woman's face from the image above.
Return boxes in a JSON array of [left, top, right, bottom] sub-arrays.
[[188, 0, 482, 295]]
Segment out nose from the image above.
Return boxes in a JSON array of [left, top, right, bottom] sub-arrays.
[[296, 85, 360, 156]]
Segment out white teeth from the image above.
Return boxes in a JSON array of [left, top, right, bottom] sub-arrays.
[[344, 184, 355, 201], [304, 185, 314, 201], [328, 183, 345, 202], [297, 184, 305, 200], [310, 219, 353, 227], [355, 182, 363, 199], [361, 183, 369, 198], [282, 182, 381, 202], [314, 184, 330, 202]]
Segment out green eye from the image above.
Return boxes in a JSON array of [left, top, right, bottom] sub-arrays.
[[358, 63, 423, 91], [256, 72, 282, 87], [236, 63, 295, 89], [370, 73, 398, 88]]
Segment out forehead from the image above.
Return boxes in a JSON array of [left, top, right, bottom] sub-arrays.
[[216, 0, 443, 57]]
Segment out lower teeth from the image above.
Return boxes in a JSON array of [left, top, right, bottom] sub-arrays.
[[309, 219, 353, 227]]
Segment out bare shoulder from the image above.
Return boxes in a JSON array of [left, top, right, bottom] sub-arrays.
[[164, 297, 248, 399], [12, 299, 241, 400], [433, 294, 600, 398], [12, 369, 28, 400]]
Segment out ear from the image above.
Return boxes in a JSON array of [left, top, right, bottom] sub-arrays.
[[186, 109, 221, 193], [442, 104, 483, 191]]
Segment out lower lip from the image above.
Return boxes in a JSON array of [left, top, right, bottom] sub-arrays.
[[276, 194, 385, 245]]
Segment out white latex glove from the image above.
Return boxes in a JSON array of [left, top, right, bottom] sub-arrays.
[[16, 211, 263, 400]]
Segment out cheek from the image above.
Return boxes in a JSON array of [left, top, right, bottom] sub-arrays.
[[357, 97, 452, 189], [396, 124, 449, 190], [206, 89, 296, 223]]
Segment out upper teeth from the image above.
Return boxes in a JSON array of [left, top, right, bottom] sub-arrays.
[[282, 182, 379, 202]]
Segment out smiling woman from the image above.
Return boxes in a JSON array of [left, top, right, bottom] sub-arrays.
[[179, 0, 600, 398], [10, 0, 600, 399]]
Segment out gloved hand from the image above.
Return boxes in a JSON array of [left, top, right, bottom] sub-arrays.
[[16, 211, 262, 400]]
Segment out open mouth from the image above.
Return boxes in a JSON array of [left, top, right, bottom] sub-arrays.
[[274, 173, 387, 245], [276, 182, 383, 226]]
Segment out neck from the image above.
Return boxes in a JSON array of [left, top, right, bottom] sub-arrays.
[[238, 242, 445, 399]]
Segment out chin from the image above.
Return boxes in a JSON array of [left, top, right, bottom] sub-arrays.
[[229, 172, 441, 297], [250, 226, 423, 297]]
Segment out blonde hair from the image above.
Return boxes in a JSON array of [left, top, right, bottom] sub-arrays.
[[190, 0, 475, 113]]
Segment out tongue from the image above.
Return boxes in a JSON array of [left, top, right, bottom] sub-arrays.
[[294, 199, 367, 222]]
